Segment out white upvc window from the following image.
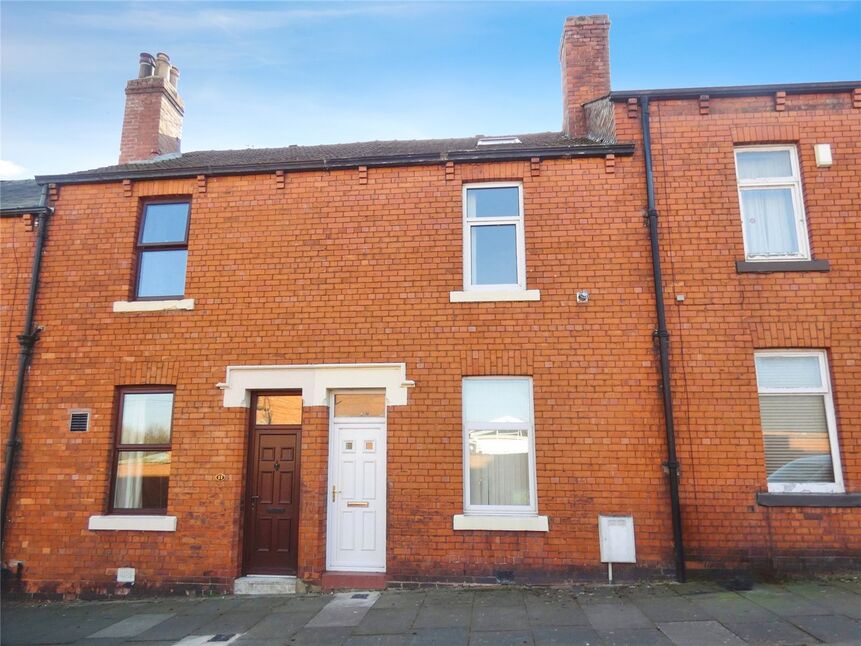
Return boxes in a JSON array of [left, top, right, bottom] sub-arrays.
[[462, 183, 526, 291], [462, 377, 537, 515], [754, 350, 844, 494], [734, 146, 810, 261]]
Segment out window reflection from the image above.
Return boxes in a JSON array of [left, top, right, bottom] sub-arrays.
[[114, 450, 171, 510], [120, 393, 173, 444], [256, 395, 302, 425], [334, 393, 386, 418], [469, 429, 530, 506]]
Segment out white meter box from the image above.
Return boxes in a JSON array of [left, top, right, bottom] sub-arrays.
[[116, 567, 136, 583], [598, 515, 636, 563]]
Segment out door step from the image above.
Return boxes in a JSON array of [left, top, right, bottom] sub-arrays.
[[234, 575, 297, 595], [321, 571, 387, 593]]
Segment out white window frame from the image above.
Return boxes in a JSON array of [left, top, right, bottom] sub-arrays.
[[755, 350, 844, 494], [462, 182, 526, 292], [734, 145, 810, 261], [462, 376, 538, 516]]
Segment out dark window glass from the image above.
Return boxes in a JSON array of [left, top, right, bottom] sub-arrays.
[[136, 201, 190, 299]]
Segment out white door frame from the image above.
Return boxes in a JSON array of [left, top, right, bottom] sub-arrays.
[[326, 390, 387, 573]]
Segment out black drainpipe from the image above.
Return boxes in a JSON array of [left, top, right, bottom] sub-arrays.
[[1, 185, 52, 549], [640, 96, 686, 583]]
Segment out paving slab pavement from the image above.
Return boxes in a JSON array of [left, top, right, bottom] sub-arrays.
[[531, 625, 604, 646], [87, 614, 176, 639], [3, 578, 860, 646]]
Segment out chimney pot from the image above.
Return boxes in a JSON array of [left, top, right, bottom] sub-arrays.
[[169, 66, 180, 89], [155, 52, 171, 79], [138, 52, 155, 79], [560, 15, 612, 137]]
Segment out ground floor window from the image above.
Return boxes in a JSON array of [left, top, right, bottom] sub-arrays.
[[462, 377, 536, 514], [111, 387, 174, 513], [754, 351, 843, 493]]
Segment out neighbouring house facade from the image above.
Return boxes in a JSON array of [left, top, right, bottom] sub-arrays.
[[1, 16, 859, 597]]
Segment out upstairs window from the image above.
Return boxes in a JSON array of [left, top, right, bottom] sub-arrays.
[[111, 388, 174, 513], [754, 351, 843, 494], [463, 183, 525, 291], [734, 146, 809, 260], [136, 201, 190, 299]]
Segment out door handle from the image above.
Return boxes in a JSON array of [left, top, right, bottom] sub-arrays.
[[332, 485, 341, 502], [250, 495, 259, 508]]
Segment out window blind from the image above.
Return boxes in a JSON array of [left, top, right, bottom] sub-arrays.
[[760, 394, 834, 483]]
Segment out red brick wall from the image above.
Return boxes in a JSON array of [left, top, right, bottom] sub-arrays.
[[1, 153, 683, 595], [615, 90, 861, 574], [1, 215, 36, 471], [2, 89, 858, 596]]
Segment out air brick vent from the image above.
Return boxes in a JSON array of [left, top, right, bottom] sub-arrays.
[[69, 411, 90, 432]]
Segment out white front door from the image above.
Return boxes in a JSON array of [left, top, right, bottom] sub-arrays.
[[327, 410, 386, 572]]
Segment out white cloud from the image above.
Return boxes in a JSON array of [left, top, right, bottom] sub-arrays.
[[0, 160, 31, 180], [52, 3, 427, 34]]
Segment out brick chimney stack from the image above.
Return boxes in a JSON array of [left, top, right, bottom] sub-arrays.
[[560, 15, 611, 138], [118, 52, 184, 164]]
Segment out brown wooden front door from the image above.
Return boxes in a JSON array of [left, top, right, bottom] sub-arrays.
[[243, 392, 302, 575]]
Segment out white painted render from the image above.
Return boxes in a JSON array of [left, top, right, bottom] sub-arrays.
[[112, 299, 195, 312], [218, 363, 413, 408], [452, 514, 549, 532], [88, 515, 177, 531], [449, 290, 541, 302]]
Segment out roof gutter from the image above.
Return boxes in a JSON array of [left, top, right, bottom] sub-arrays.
[[35, 144, 635, 186], [609, 80, 859, 102], [1, 185, 52, 552], [1, 206, 53, 218], [641, 96, 686, 583]]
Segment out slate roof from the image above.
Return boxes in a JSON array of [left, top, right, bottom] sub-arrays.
[[0, 179, 43, 213], [38, 132, 634, 184]]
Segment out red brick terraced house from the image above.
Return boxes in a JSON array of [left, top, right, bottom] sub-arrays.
[[1, 16, 859, 597]]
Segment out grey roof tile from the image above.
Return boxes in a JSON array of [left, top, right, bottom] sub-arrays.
[[47, 131, 604, 180], [0, 179, 42, 212]]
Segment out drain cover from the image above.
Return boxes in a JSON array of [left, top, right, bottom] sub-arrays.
[[209, 635, 235, 642], [352, 593, 369, 599]]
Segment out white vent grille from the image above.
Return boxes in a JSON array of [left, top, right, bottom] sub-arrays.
[[69, 411, 90, 432]]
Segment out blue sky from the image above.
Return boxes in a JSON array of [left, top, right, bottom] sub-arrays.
[[1, 1, 859, 179]]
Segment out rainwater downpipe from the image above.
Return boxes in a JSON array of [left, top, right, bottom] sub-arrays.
[[1, 185, 52, 549], [640, 96, 687, 583]]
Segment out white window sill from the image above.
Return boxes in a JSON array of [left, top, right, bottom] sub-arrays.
[[113, 299, 195, 312], [449, 290, 540, 303], [88, 515, 177, 532], [453, 514, 549, 532], [767, 484, 843, 494]]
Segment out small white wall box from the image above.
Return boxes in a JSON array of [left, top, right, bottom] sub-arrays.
[[813, 144, 832, 167], [599, 515, 636, 563], [116, 567, 135, 583]]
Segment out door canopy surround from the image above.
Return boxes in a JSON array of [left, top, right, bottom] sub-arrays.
[[218, 363, 413, 408]]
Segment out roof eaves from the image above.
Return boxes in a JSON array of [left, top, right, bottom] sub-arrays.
[[609, 80, 860, 102], [0, 207, 51, 218], [35, 143, 635, 186]]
